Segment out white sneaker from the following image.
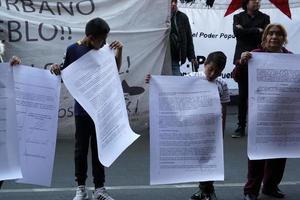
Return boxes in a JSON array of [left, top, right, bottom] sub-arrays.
[[73, 185, 89, 200], [92, 187, 114, 200]]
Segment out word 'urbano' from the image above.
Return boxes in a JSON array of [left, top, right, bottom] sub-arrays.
[[0, 0, 95, 16]]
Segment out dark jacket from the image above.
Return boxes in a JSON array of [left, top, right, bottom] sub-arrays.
[[170, 10, 196, 64], [233, 11, 270, 64]]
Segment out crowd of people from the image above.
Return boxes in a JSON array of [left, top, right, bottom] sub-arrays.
[[0, 0, 295, 200]]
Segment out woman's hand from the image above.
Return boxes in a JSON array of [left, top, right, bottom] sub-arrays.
[[240, 51, 252, 65]]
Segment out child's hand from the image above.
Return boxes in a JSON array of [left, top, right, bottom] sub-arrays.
[[109, 41, 123, 50], [10, 56, 21, 66], [145, 74, 151, 84], [50, 64, 61, 75]]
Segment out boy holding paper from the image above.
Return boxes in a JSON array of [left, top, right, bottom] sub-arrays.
[[51, 18, 123, 200], [188, 51, 229, 200], [146, 51, 229, 200]]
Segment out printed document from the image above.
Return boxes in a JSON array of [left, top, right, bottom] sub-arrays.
[[61, 45, 139, 167], [248, 53, 300, 159], [149, 75, 224, 185]]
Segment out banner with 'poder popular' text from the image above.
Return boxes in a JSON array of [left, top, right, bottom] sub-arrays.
[[179, 0, 300, 93]]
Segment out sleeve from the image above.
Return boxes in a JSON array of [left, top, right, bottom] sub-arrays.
[[61, 47, 71, 70], [263, 14, 270, 29], [184, 15, 196, 61], [233, 14, 260, 39], [220, 81, 230, 103]]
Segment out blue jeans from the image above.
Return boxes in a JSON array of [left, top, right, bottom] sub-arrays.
[[172, 61, 181, 76]]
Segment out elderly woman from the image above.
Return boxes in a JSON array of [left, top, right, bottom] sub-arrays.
[[238, 23, 291, 200]]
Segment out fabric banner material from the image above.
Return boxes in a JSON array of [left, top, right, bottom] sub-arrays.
[[179, 1, 300, 92], [0, 0, 170, 134]]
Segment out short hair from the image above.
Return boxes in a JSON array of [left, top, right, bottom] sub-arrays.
[[242, 0, 249, 11], [205, 51, 227, 70], [171, 0, 178, 4], [261, 23, 288, 48], [85, 17, 110, 37]]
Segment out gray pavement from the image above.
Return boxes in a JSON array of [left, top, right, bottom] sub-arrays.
[[1, 106, 300, 200]]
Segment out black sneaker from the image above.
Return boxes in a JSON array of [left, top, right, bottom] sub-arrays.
[[190, 190, 217, 200], [232, 126, 245, 138]]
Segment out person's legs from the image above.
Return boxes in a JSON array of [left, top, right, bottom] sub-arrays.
[[239, 80, 248, 129], [171, 61, 181, 76], [199, 181, 215, 194], [90, 117, 105, 188], [232, 80, 248, 138], [74, 115, 91, 186], [262, 158, 286, 198], [244, 159, 265, 197], [190, 181, 216, 200]]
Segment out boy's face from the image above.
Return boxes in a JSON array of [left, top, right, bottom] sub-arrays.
[[204, 62, 223, 82], [90, 33, 107, 50]]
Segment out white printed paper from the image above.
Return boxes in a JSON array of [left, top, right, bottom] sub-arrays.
[[248, 53, 300, 159], [61, 45, 140, 167], [150, 75, 224, 185], [0, 63, 22, 181], [13, 65, 61, 186]]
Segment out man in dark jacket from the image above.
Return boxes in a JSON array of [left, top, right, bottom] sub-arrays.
[[170, 0, 198, 76], [232, 0, 269, 138]]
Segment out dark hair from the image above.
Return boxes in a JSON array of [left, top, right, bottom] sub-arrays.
[[172, 0, 178, 3], [205, 51, 227, 70], [242, 0, 249, 11], [85, 17, 110, 37]]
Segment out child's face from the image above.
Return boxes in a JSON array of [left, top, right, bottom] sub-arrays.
[[90, 34, 107, 50], [204, 62, 223, 81]]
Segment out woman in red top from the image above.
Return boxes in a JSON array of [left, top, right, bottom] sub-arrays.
[[238, 23, 291, 200]]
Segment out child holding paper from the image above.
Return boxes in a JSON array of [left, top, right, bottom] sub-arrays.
[[50, 18, 123, 200], [146, 51, 229, 200]]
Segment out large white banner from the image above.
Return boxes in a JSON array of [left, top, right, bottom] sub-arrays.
[[179, 0, 300, 92], [248, 53, 300, 160], [0, 0, 170, 135]]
